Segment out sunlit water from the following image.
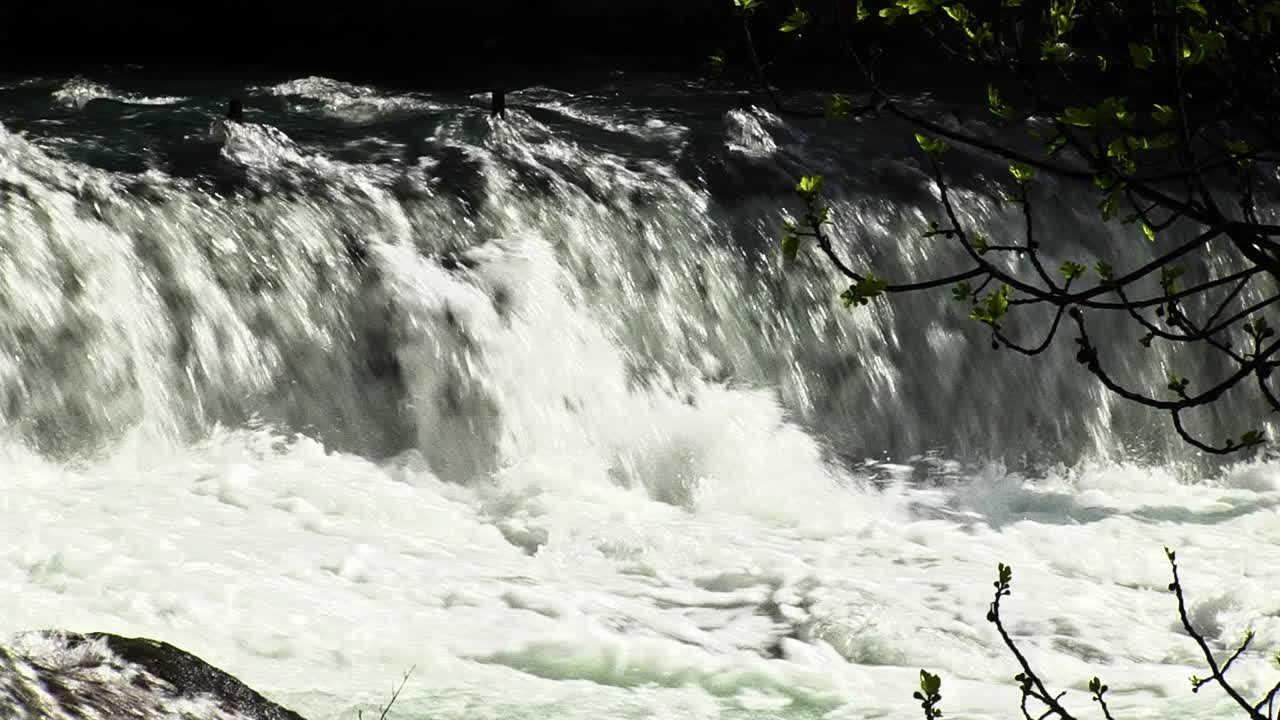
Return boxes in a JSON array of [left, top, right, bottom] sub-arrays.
[[0, 70, 1277, 720]]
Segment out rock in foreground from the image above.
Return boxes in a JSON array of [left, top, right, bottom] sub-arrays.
[[0, 630, 306, 720]]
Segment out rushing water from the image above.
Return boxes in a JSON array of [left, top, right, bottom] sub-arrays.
[[0, 69, 1277, 720]]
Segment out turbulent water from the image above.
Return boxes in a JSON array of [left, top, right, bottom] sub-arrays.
[[0, 69, 1277, 720]]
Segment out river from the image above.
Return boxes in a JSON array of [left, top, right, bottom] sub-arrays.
[[0, 69, 1276, 720]]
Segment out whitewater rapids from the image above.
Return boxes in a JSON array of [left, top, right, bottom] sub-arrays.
[[0, 71, 1276, 720]]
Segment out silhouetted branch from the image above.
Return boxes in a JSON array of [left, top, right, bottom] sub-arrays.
[[993, 305, 1069, 356], [1166, 549, 1268, 720], [359, 666, 415, 720], [757, 0, 1280, 455], [1071, 310, 1280, 412], [963, 552, 1274, 720], [1171, 410, 1242, 455]]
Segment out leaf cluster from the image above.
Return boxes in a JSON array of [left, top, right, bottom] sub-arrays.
[[733, 0, 1280, 454]]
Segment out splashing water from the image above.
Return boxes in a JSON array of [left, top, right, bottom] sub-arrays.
[[51, 77, 187, 108], [0, 71, 1277, 720]]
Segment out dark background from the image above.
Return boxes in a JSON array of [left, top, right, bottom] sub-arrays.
[[0, 1, 943, 90], [4, 1, 730, 71]]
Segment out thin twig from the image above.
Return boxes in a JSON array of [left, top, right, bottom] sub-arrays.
[[359, 666, 416, 720], [1167, 552, 1267, 720]]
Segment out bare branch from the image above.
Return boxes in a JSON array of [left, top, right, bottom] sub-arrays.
[[1071, 310, 1280, 415], [359, 666, 415, 720], [995, 306, 1069, 357], [986, 566, 1079, 720], [1166, 552, 1268, 720], [1171, 410, 1247, 456]]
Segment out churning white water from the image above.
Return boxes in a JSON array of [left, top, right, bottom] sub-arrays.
[[0, 72, 1277, 720]]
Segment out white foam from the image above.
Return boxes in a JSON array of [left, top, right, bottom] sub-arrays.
[[0, 260, 1275, 719], [52, 78, 186, 108], [1, 80, 1278, 720], [263, 76, 441, 117]]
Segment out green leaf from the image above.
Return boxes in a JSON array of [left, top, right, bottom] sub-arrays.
[[1152, 104, 1174, 125], [1178, 0, 1208, 18], [1041, 41, 1071, 63], [1008, 162, 1034, 183], [964, 19, 993, 45], [942, 4, 971, 24], [1160, 265, 1184, 294], [734, 0, 764, 12], [1240, 429, 1266, 448], [915, 133, 950, 156], [1059, 107, 1095, 128], [781, 232, 802, 261], [1106, 136, 1128, 160], [998, 562, 1013, 586], [1128, 43, 1155, 69], [856, 0, 871, 21], [896, 0, 940, 14], [1226, 139, 1253, 169], [797, 175, 824, 197], [1246, 317, 1276, 341], [879, 5, 904, 21], [920, 669, 942, 697], [971, 285, 1010, 326], [1142, 220, 1157, 242], [1096, 261, 1114, 281], [1096, 54, 1109, 72], [952, 281, 974, 302], [1107, 97, 1135, 126], [780, 7, 812, 32], [1098, 192, 1121, 221], [1128, 133, 1173, 151], [708, 52, 726, 77], [826, 94, 854, 120], [1061, 97, 1132, 129], [1226, 139, 1250, 159], [1044, 133, 1067, 157], [1186, 28, 1226, 65], [973, 234, 990, 254], [987, 84, 1012, 119], [940, 2, 991, 44], [1059, 261, 1086, 281], [840, 275, 889, 307], [1048, 0, 1078, 36]]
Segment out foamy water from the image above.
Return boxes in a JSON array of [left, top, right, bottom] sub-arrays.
[[6, 430, 1277, 720], [51, 77, 187, 108], [0, 72, 1277, 720]]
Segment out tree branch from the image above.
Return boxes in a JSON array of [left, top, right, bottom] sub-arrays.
[[1167, 550, 1268, 720]]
